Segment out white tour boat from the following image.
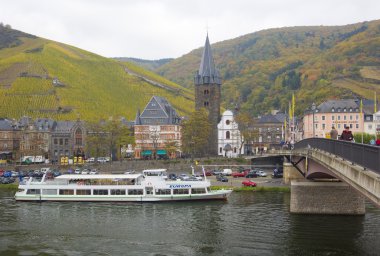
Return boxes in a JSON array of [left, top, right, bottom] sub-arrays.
[[15, 169, 232, 202]]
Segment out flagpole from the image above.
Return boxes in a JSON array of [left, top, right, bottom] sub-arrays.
[[361, 99, 363, 144]]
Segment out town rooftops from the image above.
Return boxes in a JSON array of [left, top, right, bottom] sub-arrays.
[[0, 118, 15, 130]]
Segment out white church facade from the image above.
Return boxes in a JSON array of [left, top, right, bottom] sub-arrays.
[[217, 110, 244, 157]]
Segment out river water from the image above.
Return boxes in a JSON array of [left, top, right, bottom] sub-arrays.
[[0, 190, 379, 256]]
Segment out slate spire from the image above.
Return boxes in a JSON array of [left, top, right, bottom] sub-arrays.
[[194, 34, 221, 85]]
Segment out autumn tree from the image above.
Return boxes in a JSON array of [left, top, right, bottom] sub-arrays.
[[235, 112, 258, 155], [181, 108, 212, 158]]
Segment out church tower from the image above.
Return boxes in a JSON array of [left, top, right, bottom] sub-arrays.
[[194, 34, 221, 155]]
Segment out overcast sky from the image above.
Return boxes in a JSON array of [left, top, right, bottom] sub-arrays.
[[1, 0, 379, 59]]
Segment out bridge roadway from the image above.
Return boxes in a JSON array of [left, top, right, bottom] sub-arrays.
[[250, 138, 380, 207]]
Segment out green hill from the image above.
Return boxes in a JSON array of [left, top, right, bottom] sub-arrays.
[[0, 24, 194, 122], [156, 20, 380, 115]]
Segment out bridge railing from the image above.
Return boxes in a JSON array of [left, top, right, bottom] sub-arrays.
[[294, 138, 380, 174]]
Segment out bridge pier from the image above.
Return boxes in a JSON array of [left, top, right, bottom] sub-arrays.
[[283, 162, 305, 184], [290, 181, 365, 215]]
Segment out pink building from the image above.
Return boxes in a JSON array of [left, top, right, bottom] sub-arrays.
[[303, 100, 364, 139]]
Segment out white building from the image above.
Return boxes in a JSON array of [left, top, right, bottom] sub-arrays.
[[217, 110, 244, 157]]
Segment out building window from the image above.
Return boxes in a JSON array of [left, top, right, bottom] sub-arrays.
[[322, 124, 325, 130], [357, 115, 360, 120], [322, 116, 325, 121], [338, 116, 341, 120], [219, 147, 222, 153], [226, 131, 230, 139], [356, 124, 359, 129], [369, 124, 372, 130], [338, 124, 341, 129], [332, 116, 335, 120], [204, 89, 209, 95], [350, 124, 353, 128], [59, 139, 63, 145], [75, 128, 83, 146], [204, 102, 209, 107], [233, 147, 237, 153], [65, 139, 69, 145], [226, 120, 230, 125], [54, 139, 58, 145], [350, 115, 353, 120], [344, 116, 347, 120], [3, 144, 7, 149]]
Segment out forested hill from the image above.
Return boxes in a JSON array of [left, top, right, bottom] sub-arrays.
[[156, 19, 380, 115], [0, 24, 193, 122]]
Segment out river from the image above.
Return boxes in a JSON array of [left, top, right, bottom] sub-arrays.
[[0, 190, 379, 256]]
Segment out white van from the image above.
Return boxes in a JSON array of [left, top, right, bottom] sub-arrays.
[[222, 169, 233, 176]]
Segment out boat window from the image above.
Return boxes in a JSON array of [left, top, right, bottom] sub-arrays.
[[93, 189, 108, 195], [173, 189, 189, 195], [111, 189, 126, 195], [59, 189, 74, 195], [76, 189, 91, 195], [191, 188, 206, 194], [26, 189, 41, 195], [207, 187, 211, 192], [128, 189, 143, 195], [155, 189, 171, 195], [42, 189, 57, 195]]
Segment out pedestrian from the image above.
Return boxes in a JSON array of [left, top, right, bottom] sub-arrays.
[[340, 126, 354, 141], [330, 126, 338, 139]]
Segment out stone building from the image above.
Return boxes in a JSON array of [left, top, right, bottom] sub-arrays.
[[0, 118, 20, 162], [18, 117, 55, 162], [248, 113, 286, 153], [194, 34, 221, 155], [134, 96, 181, 159], [50, 120, 86, 164], [217, 110, 244, 157]]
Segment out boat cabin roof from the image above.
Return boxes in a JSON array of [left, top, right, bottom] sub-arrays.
[[55, 174, 142, 180]]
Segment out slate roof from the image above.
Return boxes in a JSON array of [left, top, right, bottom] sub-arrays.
[[135, 96, 181, 125], [258, 113, 286, 124], [0, 118, 14, 130], [194, 34, 221, 85], [34, 118, 56, 131], [54, 121, 76, 133], [314, 99, 376, 114]]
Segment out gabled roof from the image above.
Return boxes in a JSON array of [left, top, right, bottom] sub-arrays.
[[54, 121, 76, 133], [34, 118, 56, 131], [194, 34, 221, 85], [136, 96, 180, 125]]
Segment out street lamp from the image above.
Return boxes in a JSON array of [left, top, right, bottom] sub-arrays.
[[311, 102, 316, 138]]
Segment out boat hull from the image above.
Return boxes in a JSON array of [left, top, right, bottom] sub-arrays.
[[15, 190, 232, 202]]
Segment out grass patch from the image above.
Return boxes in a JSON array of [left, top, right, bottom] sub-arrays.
[[0, 184, 18, 190]]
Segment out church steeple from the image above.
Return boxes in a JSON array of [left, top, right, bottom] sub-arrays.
[[195, 34, 221, 85]]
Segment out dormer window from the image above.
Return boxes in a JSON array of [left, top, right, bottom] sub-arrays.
[[337, 108, 341, 112], [343, 108, 347, 112], [331, 108, 335, 112], [349, 108, 353, 112]]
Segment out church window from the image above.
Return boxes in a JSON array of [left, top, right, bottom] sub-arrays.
[[226, 120, 230, 125], [75, 128, 83, 146], [219, 147, 222, 153], [204, 89, 209, 95], [204, 102, 209, 107], [226, 131, 230, 139]]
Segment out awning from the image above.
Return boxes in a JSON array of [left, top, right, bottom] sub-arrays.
[[156, 150, 167, 155], [141, 150, 152, 156]]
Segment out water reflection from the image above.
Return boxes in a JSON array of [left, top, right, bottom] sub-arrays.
[[0, 190, 379, 256]]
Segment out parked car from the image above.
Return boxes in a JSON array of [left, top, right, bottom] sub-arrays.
[[168, 173, 177, 180], [97, 157, 109, 163], [216, 175, 228, 182], [272, 168, 283, 178], [179, 174, 190, 181], [245, 171, 258, 178], [256, 170, 267, 177], [242, 180, 257, 187], [89, 169, 98, 175], [222, 169, 233, 176], [212, 169, 223, 175], [74, 169, 81, 174], [86, 157, 95, 163], [81, 169, 90, 175], [192, 174, 203, 181], [232, 170, 249, 178], [205, 170, 213, 176]]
